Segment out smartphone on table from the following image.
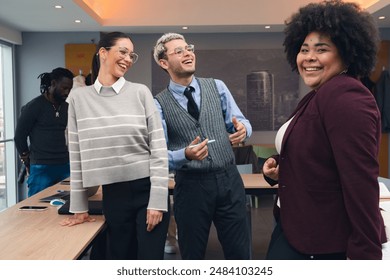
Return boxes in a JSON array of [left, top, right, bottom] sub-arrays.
[[18, 206, 48, 211]]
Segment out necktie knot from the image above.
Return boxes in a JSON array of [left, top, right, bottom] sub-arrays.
[[183, 86, 194, 98], [183, 86, 199, 120]]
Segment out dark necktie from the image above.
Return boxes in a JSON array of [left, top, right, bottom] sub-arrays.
[[183, 86, 199, 120]]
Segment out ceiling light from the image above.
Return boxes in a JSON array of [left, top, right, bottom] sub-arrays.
[[379, 16, 386, 20], [54, 5, 62, 9], [265, 26, 271, 29], [75, 20, 82, 23], [182, 26, 188, 30]]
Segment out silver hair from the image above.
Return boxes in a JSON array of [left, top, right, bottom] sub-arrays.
[[153, 33, 185, 64]]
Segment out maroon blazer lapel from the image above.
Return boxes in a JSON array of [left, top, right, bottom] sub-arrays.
[[281, 90, 317, 152]]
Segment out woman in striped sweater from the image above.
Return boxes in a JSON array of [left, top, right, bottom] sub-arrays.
[[61, 32, 170, 260]]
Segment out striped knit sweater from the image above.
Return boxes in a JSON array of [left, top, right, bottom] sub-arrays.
[[67, 80, 168, 213]]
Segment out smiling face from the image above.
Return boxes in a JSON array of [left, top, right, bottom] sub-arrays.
[[159, 39, 196, 85], [98, 37, 134, 85], [296, 31, 346, 90]]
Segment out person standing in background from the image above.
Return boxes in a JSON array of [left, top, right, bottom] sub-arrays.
[[14, 67, 74, 197], [153, 33, 252, 260], [263, 0, 387, 260], [61, 32, 170, 260]]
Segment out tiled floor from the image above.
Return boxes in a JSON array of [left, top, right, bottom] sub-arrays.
[[164, 194, 275, 260]]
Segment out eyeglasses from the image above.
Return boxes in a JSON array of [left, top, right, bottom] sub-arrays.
[[105, 47, 139, 64], [167, 44, 195, 57]]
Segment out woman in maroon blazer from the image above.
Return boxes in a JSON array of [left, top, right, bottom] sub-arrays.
[[263, 0, 387, 260]]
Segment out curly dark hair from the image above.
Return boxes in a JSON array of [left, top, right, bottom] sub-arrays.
[[283, 0, 379, 78]]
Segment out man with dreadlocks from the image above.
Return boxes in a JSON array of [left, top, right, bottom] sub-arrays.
[[15, 67, 74, 196]]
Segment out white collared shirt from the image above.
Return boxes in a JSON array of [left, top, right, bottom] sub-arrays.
[[94, 76, 126, 94]]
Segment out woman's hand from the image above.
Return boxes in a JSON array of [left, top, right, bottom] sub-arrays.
[[60, 213, 95, 227], [146, 209, 163, 232], [263, 157, 279, 181]]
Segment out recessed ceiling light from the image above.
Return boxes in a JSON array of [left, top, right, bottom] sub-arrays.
[[379, 16, 386, 20], [75, 20, 82, 23], [265, 26, 271, 29], [182, 26, 188, 30], [54, 5, 62, 9]]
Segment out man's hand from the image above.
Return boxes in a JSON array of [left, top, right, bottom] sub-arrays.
[[185, 136, 209, 161], [229, 116, 247, 145], [20, 152, 30, 174]]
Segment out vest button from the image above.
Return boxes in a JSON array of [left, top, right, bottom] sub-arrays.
[[207, 156, 212, 161], [195, 123, 200, 128]]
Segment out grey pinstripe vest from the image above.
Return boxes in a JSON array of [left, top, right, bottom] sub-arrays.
[[155, 78, 235, 171]]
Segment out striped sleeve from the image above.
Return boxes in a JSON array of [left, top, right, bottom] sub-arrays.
[[67, 93, 89, 213], [144, 88, 169, 211]]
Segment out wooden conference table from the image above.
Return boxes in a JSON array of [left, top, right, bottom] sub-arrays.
[[0, 181, 105, 260], [168, 173, 277, 195], [0, 174, 274, 260]]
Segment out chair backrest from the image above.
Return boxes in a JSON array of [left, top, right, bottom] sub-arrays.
[[236, 164, 253, 174], [233, 145, 261, 173], [252, 145, 277, 159]]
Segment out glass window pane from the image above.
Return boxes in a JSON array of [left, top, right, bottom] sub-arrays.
[[0, 44, 6, 210], [0, 41, 17, 211]]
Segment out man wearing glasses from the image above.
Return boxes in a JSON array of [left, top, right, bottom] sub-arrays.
[[153, 33, 252, 260]]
